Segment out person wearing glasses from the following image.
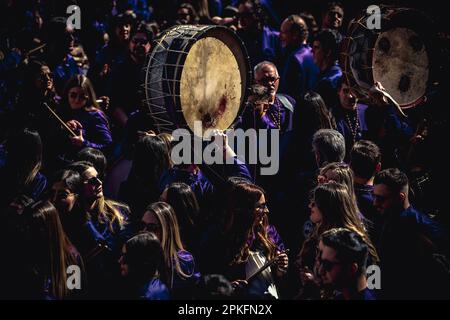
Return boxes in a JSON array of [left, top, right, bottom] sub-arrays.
[[66, 161, 132, 298], [61, 75, 112, 159], [139, 202, 200, 299], [199, 180, 288, 299], [317, 228, 376, 300], [295, 181, 379, 299]]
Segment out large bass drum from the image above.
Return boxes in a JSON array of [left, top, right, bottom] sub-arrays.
[[143, 25, 251, 136], [341, 6, 438, 109]]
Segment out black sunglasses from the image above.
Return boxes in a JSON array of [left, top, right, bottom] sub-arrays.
[[139, 221, 161, 232], [318, 255, 342, 272], [85, 176, 102, 186]]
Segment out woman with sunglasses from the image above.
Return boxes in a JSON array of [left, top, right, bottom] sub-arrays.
[[295, 181, 379, 299], [60, 75, 112, 158], [139, 202, 199, 299], [66, 161, 132, 298]]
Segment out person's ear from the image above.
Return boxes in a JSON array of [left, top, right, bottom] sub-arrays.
[[350, 262, 358, 275], [399, 192, 407, 203], [375, 162, 382, 173]]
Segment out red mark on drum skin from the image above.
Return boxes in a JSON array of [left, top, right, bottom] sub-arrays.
[[218, 94, 227, 115]]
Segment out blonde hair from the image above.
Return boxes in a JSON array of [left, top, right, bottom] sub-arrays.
[[145, 202, 194, 288]]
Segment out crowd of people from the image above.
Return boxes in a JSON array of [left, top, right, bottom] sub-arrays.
[[0, 0, 449, 300]]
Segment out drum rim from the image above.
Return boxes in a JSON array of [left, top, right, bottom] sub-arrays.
[[144, 25, 252, 134]]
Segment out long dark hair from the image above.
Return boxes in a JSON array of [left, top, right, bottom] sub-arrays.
[[5, 128, 43, 188], [299, 91, 336, 134], [129, 136, 170, 187], [307, 182, 379, 263], [27, 201, 81, 299], [125, 232, 166, 284], [61, 75, 100, 116], [227, 182, 277, 265], [164, 182, 199, 245]]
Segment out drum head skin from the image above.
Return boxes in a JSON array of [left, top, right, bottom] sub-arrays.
[[180, 37, 242, 137], [373, 28, 429, 107]]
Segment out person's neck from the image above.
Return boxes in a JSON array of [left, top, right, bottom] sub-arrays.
[[320, 59, 334, 72], [341, 274, 368, 300], [354, 176, 374, 186], [83, 199, 97, 212]]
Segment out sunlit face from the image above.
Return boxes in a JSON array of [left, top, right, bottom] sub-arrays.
[[68, 86, 88, 110], [338, 83, 358, 110], [309, 198, 323, 224], [317, 240, 343, 285], [81, 167, 103, 201], [255, 64, 280, 97], [118, 245, 129, 277], [254, 194, 269, 225], [140, 211, 162, 241], [50, 181, 77, 214], [323, 6, 344, 30], [35, 66, 54, 93]]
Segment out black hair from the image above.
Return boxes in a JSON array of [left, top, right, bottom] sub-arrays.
[[374, 168, 409, 194], [194, 274, 233, 300], [76, 148, 107, 180], [350, 140, 381, 180], [321, 227, 368, 275], [125, 232, 165, 282], [314, 29, 342, 61]]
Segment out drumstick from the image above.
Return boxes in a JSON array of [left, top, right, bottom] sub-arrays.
[[43, 102, 78, 137], [27, 43, 46, 55], [246, 249, 289, 283]]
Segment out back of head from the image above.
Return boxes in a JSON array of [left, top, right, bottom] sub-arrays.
[[6, 128, 43, 186], [301, 91, 335, 132], [374, 168, 409, 195], [131, 136, 170, 183], [125, 232, 164, 280], [312, 129, 345, 167], [321, 227, 368, 275], [285, 14, 309, 43], [194, 274, 234, 300], [314, 28, 342, 61], [350, 140, 381, 180], [165, 182, 199, 228]]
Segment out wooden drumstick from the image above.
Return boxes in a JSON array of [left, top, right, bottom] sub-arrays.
[[43, 102, 78, 137]]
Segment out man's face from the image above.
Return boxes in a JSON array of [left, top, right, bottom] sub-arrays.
[[312, 40, 325, 68], [254, 64, 280, 97], [129, 32, 151, 63], [338, 83, 358, 110], [317, 240, 345, 286], [238, 2, 256, 31], [177, 8, 192, 24], [323, 6, 344, 30], [279, 20, 294, 48], [373, 183, 401, 215]]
